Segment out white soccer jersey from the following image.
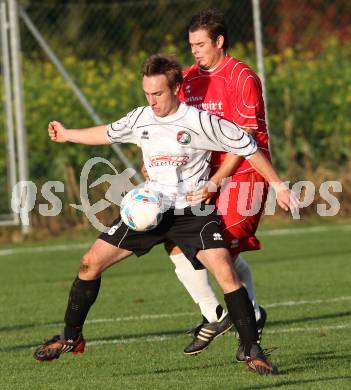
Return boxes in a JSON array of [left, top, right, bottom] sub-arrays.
[[107, 103, 257, 208]]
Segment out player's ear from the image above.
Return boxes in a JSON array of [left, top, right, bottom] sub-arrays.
[[216, 35, 224, 49], [173, 83, 181, 96]]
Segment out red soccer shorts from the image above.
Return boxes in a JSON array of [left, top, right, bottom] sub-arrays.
[[214, 171, 268, 256]]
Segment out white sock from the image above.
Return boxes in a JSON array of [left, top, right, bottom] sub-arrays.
[[233, 254, 261, 321], [169, 252, 222, 323]]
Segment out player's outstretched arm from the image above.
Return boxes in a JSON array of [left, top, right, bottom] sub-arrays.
[[48, 121, 110, 145], [248, 150, 299, 213]]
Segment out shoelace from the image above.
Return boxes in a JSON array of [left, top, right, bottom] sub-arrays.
[[185, 320, 206, 336], [260, 346, 278, 357], [246, 346, 279, 360]]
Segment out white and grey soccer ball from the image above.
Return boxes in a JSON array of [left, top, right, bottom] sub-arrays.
[[120, 187, 163, 231]]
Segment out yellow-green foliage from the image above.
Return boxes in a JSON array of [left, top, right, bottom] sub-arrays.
[[21, 51, 149, 183], [264, 38, 351, 173]]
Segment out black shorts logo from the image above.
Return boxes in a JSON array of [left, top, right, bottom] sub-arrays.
[[213, 233, 223, 241]]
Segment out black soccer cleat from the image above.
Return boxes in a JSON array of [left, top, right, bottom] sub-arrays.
[[235, 305, 267, 362], [33, 334, 86, 362], [245, 343, 278, 376], [184, 312, 233, 355]]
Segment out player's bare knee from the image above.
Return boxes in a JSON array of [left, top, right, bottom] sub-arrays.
[[79, 252, 99, 278], [79, 260, 89, 275], [79, 255, 91, 274]]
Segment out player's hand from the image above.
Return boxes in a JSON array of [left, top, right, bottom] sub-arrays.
[[186, 181, 218, 206], [141, 164, 149, 180], [48, 121, 68, 143], [275, 183, 299, 214]]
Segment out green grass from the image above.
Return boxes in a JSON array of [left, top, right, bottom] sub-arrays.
[[1, 224, 351, 389]]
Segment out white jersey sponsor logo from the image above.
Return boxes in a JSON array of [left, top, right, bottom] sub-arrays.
[[148, 154, 189, 167]]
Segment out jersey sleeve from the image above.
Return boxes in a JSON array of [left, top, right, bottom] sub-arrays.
[[106, 107, 144, 144], [191, 110, 257, 159], [230, 69, 264, 130]]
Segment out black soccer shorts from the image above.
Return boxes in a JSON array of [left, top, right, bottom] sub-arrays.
[[99, 206, 228, 269]]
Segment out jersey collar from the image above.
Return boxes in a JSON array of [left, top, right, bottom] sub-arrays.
[[197, 55, 232, 76], [153, 103, 188, 122]]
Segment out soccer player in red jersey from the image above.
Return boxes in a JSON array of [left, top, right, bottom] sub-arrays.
[[166, 9, 271, 361]]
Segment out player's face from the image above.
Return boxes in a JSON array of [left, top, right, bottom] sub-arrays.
[[143, 75, 180, 117], [189, 29, 225, 70]]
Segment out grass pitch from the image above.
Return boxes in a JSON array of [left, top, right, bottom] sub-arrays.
[[0, 223, 351, 389]]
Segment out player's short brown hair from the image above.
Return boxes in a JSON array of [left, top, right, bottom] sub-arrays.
[[187, 8, 228, 51], [142, 54, 183, 91]]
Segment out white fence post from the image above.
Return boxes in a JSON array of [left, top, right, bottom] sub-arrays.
[[8, 0, 30, 233], [252, 0, 271, 149]]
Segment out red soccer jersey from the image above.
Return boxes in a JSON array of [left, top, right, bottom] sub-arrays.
[[179, 55, 270, 175]]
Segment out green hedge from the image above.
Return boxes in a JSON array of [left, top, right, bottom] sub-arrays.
[[264, 37, 351, 173]]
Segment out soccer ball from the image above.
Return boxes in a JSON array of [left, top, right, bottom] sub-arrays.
[[120, 187, 163, 231]]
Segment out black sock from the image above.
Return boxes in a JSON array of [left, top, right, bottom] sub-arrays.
[[224, 287, 258, 354], [216, 304, 224, 320], [64, 276, 101, 340]]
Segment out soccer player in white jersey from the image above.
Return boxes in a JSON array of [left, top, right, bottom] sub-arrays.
[[162, 9, 271, 361], [34, 54, 297, 376]]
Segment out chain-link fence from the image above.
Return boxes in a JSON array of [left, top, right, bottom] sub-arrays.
[[1, 0, 351, 231], [21, 1, 255, 60]]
